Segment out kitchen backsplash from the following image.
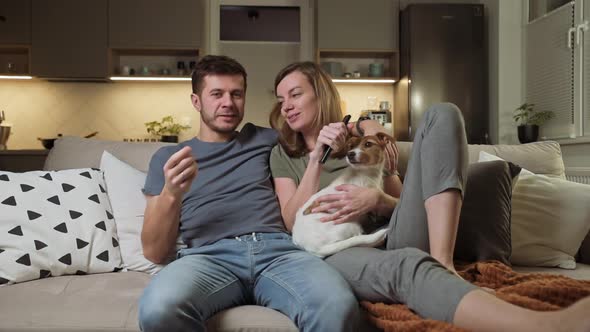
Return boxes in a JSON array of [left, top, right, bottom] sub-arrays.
[[0, 80, 393, 150]]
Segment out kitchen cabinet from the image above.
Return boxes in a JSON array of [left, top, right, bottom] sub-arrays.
[[108, 0, 203, 79], [0, 150, 48, 172], [31, 0, 108, 79], [316, 0, 399, 82], [317, 0, 399, 51], [109, 0, 203, 49], [0, 0, 31, 75], [0, 0, 31, 45]]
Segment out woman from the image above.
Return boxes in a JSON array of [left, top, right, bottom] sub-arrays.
[[269, 61, 590, 331]]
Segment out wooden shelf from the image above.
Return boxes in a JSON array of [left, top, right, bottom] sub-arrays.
[[0, 45, 30, 76], [109, 48, 199, 77], [317, 48, 399, 82]]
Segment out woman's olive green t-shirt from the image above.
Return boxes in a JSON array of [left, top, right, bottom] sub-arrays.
[[269, 144, 348, 190]]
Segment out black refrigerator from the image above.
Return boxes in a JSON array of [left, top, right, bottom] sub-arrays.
[[394, 4, 488, 144]]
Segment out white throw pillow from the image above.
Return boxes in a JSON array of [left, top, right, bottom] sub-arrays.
[[0, 169, 124, 285], [510, 174, 590, 269], [478, 151, 590, 269], [100, 151, 184, 274]]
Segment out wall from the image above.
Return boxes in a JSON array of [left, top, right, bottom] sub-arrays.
[[0, 79, 395, 150], [0, 80, 198, 150]]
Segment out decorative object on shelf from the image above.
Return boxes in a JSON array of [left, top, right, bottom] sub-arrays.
[[121, 66, 130, 76], [513, 103, 555, 144], [145, 116, 191, 143], [0, 110, 11, 150], [368, 63, 384, 77], [38, 132, 98, 150], [177, 61, 186, 76], [320, 61, 343, 77]]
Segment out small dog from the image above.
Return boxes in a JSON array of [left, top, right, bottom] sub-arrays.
[[292, 132, 394, 257]]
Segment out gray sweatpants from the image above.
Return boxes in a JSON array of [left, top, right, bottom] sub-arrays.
[[325, 103, 477, 323]]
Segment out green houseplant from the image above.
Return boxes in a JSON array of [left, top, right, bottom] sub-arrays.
[[513, 103, 554, 143], [145, 116, 191, 143]]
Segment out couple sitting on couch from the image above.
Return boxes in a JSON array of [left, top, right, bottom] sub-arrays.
[[138, 55, 590, 332]]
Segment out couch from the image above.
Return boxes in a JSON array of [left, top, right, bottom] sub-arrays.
[[1, 137, 589, 332]]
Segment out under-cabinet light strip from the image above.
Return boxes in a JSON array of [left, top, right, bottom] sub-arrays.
[[331, 79, 396, 84], [0, 75, 33, 80], [110, 76, 191, 81]]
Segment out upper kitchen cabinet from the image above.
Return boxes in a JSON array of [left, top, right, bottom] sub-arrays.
[[0, 0, 31, 44], [31, 0, 108, 79], [316, 0, 399, 82], [317, 0, 399, 51], [109, 0, 203, 48], [0, 0, 31, 76], [108, 0, 203, 79]]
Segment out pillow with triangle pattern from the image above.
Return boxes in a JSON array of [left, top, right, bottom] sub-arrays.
[[0, 169, 124, 285]]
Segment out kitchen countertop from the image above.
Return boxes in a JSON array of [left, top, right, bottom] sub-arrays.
[[0, 149, 49, 155]]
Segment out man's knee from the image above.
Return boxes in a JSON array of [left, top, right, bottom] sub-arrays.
[[307, 291, 360, 331], [138, 286, 204, 332]]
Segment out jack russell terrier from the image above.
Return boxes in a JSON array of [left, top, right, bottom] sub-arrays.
[[292, 132, 394, 257]]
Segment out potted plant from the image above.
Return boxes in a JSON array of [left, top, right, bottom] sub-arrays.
[[513, 103, 554, 144], [145, 116, 191, 143]]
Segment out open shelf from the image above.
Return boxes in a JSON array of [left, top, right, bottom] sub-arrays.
[[317, 49, 398, 84], [109, 48, 199, 81], [0, 45, 31, 77]]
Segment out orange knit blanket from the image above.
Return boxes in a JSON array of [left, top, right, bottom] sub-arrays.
[[362, 261, 590, 332]]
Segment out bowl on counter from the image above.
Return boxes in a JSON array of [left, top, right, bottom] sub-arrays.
[[38, 132, 98, 150]]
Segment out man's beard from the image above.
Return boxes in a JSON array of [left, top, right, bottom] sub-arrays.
[[201, 111, 242, 133]]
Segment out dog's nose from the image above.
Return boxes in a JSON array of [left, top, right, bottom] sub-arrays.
[[347, 151, 356, 159]]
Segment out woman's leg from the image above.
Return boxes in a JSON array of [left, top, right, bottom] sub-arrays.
[[387, 102, 468, 272], [326, 247, 590, 331], [454, 289, 590, 332]]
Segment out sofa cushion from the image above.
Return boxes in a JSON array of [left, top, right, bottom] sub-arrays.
[[510, 174, 590, 269], [0, 272, 149, 332], [512, 263, 590, 280], [100, 151, 184, 274], [396, 140, 565, 179], [0, 169, 123, 285], [44, 136, 173, 172], [454, 161, 521, 265], [0, 271, 298, 332]]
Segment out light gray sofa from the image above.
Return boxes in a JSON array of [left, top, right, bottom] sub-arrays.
[[0, 137, 588, 332]]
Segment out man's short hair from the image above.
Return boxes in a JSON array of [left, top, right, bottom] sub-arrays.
[[191, 55, 248, 95]]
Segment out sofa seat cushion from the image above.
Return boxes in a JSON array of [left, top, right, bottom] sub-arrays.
[[512, 263, 590, 280], [0, 272, 149, 332], [206, 306, 298, 332], [0, 271, 298, 332]]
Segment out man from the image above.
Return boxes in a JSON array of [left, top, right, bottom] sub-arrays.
[[137, 55, 361, 332]]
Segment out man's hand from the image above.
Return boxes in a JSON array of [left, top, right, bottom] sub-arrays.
[[162, 146, 198, 198]]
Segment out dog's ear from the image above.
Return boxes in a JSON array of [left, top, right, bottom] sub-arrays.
[[376, 132, 396, 145], [332, 136, 358, 159]]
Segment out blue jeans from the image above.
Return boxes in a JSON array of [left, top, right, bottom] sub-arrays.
[[138, 232, 361, 332]]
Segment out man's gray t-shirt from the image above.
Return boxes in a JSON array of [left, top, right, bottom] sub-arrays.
[[143, 123, 286, 248]]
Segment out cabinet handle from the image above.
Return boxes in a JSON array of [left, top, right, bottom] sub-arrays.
[[577, 21, 589, 46], [0, 16, 6, 23], [568, 26, 576, 49]]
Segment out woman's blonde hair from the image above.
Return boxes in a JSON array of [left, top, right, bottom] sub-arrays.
[[269, 62, 343, 157]]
